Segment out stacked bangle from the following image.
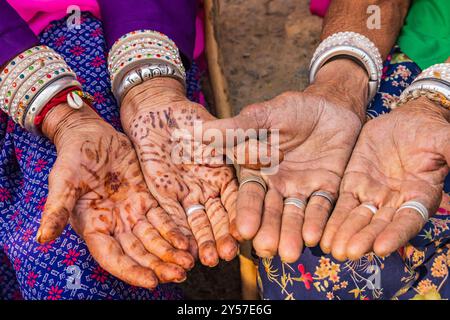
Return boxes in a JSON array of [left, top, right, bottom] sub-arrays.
[[108, 30, 186, 104], [309, 32, 383, 103], [0, 45, 85, 133], [394, 63, 450, 111]]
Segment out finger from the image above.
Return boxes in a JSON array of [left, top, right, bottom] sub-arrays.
[[116, 232, 187, 283], [205, 198, 238, 261], [37, 162, 80, 243], [374, 208, 426, 257], [346, 207, 396, 260], [183, 200, 219, 267], [253, 189, 283, 258], [278, 196, 306, 263], [320, 192, 359, 254], [231, 139, 283, 170], [302, 192, 335, 247], [331, 204, 377, 261], [193, 105, 267, 147], [84, 232, 159, 289], [157, 198, 198, 258], [236, 170, 266, 239], [133, 220, 195, 270], [145, 205, 189, 251], [220, 179, 243, 241]]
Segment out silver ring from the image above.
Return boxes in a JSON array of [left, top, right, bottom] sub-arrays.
[[284, 198, 306, 210], [239, 176, 267, 193], [361, 203, 378, 215], [185, 204, 205, 217], [310, 191, 335, 206], [397, 200, 429, 222]]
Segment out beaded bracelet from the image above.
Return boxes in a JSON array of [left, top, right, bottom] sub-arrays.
[[10, 61, 67, 120], [15, 65, 75, 125], [394, 63, 450, 111], [108, 39, 178, 70], [110, 30, 177, 55], [110, 47, 180, 75], [0, 45, 85, 132], [0, 46, 52, 89], [0, 52, 60, 113], [108, 30, 186, 105]]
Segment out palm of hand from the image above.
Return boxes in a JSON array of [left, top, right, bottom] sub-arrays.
[[236, 92, 362, 261], [342, 110, 448, 209], [129, 101, 239, 266], [265, 93, 361, 198], [38, 126, 193, 288], [323, 102, 450, 261]]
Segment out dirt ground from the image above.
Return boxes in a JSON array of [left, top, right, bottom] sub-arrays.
[[181, 0, 322, 300]]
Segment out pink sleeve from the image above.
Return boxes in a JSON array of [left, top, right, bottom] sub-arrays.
[[310, 0, 331, 17]]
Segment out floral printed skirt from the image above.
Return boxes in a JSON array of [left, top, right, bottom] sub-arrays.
[[258, 47, 450, 300], [0, 13, 205, 300]]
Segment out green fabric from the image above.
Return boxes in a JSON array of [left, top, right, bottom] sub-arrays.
[[398, 0, 450, 69]]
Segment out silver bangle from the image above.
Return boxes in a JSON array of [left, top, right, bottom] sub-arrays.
[[23, 76, 81, 135], [309, 32, 383, 102], [114, 62, 186, 104]]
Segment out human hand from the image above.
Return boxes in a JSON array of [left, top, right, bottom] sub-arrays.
[[321, 97, 450, 261], [37, 104, 194, 288], [197, 59, 369, 262], [121, 78, 240, 267]]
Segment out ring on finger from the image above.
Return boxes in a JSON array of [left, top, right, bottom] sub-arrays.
[[361, 203, 378, 215], [310, 190, 335, 206], [284, 197, 307, 210], [186, 204, 206, 217], [239, 176, 267, 193], [397, 200, 429, 222]]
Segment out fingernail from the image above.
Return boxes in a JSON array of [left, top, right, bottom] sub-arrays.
[[36, 228, 42, 243]]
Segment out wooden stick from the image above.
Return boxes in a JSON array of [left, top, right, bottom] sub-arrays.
[[204, 0, 233, 118]]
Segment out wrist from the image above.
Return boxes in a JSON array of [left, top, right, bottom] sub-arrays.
[[41, 103, 101, 147], [306, 59, 370, 123], [120, 77, 186, 129], [398, 97, 450, 122]]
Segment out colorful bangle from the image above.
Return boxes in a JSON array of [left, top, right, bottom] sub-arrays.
[[0, 52, 60, 113], [110, 48, 180, 75], [110, 30, 177, 55], [0, 45, 85, 131], [0, 45, 52, 89], [108, 39, 178, 70], [10, 61, 68, 122], [108, 30, 186, 106]]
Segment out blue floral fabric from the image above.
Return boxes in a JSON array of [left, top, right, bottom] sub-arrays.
[[258, 47, 450, 300], [0, 13, 204, 300]]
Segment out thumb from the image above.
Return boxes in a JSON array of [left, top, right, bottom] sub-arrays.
[[37, 159, 81, 243], [191, 103, 270, 148], [231, 139, 284, 170]]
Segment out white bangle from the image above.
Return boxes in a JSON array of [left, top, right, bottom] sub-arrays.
[[108, 30, 186, 106], [309, 31, 383, 103]]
